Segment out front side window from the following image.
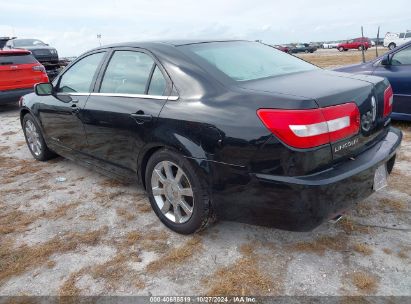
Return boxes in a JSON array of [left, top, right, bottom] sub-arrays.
[[180, 41, 317, 82], [58, 52, 105, 93], [100, 51, 155, 94], [405, 32, 411, 38], [399, 33, 405, 38], [391, 46, 411, 65]]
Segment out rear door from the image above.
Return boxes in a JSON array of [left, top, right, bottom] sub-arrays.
[[0, 52, 42, 91], [38, 51, 106, 151], [373, 45, 411, 115], [82, 48, 174, 174], [348, 40, 356, 49]]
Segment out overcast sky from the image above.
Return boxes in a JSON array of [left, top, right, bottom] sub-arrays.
[[1, 0, 410, 57]]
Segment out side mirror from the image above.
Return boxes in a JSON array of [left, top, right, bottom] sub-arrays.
[[381, 54, 391, 66], [34, 83, 53, 96]]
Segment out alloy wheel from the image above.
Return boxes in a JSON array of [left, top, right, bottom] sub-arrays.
[[151, 161, 194, 224], [25, 120, 42, 156]]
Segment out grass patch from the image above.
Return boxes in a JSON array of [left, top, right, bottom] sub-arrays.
[[116, 207, 136, 221], [146, 236, 202, 273], [0, 227, 108, 284], [203, 242, 275, 296], [389, 171, 411, 196], [0, 209, 37, 234], [353, 243, 373, 256], [298, 49, 388, 69], [125, 231, 143, 246], [350, 272, 378, 293], [60, 230, 145, 294], [2, 159, 44, 180], [79, 214, 97, 221], [136, 203, 152, 213], [290, 235, 346, 255], [338, 218, 370, 234], [100, 178, 124, 188], [59, 269, 85, 296], [0, 146, 10, 153], [0, 203, 80, 235], [378, 198, 407, 211], [140, 230, 169, 253], [397, 246, 410, 259], [2, 130, 18, 136]]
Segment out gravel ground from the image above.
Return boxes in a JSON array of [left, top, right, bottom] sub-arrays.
[[0, 57, 410, 296]]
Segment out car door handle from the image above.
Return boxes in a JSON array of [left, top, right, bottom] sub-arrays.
[[71, 104, 80, 114], [130, 111, 153, 123]]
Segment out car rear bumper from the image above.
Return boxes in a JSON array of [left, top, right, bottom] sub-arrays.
[[211, 127, 402, 231], [0, 88, 33, 104]]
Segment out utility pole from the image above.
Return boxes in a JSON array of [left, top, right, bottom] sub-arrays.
[[376, 26, 380, 58], [97, 34, 102, 46], [361, 26, 366, 63]]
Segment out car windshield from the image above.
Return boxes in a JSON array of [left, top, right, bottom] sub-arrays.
[[180, 41, 317, 82], [13, 39, 47, 47]]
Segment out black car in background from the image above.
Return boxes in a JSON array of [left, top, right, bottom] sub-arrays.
[[5, 38, 60, 79], [290, 43, 317, 53], [19, 40, 401, 234]]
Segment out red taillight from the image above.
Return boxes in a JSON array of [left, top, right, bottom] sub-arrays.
[[383, 85, 393, 117], [257, 103, 360, 149], [32, 65, 46, 73]]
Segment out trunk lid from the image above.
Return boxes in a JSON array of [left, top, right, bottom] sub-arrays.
[[240, 69, 390, 162]]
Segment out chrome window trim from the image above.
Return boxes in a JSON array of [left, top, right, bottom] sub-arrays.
[[67, 93, 90, 96], [91, 92, 178, 100], [66, 92, 179, 100]]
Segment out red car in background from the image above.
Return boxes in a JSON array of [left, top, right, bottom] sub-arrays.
[[338, 37, 371, 51], [0, 49, 48, 104], [274, 45, 290, 53]]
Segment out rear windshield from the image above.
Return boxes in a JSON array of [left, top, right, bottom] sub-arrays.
[[180, 41, 317, 82], [13, 39, 47, 47], [0, 54, 37, 65]]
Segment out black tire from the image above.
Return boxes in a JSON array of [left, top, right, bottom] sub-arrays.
[[145, 149, 212, 234], [388, 43, 396, 50], [304, 49, 309, 53], [22, 113, 57, 161]]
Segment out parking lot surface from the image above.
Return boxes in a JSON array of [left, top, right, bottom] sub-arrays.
[[0, 52, 410, 296]]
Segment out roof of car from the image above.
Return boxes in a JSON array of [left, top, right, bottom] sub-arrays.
[[99, 39, 247, 49], [0, 49, 31, 55]]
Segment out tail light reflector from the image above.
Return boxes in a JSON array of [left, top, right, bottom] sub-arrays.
[[257, 103, 360, 149], [32, 65, 46, 73], [383, 85, 393, 117]]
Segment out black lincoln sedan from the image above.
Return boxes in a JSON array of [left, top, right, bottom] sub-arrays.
[[19, 40, 402, 234]]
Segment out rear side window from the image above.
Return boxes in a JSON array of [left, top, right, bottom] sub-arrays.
[[57, 52, 105, 93], [148, 66, 167, 95], [399, 33, 405, 38], [391, 46, 411, 65], [181, 41, 317, 82], [100, 51, 155, 94], [405, 32, 411, 38], [0, 54, 37, 65]]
